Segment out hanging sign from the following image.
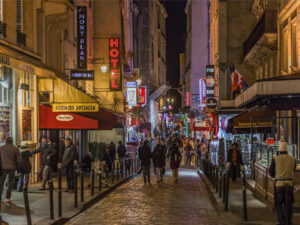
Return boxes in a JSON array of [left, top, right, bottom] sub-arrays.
[[206, 65, 215, 98], [127, 88, 137, 106], [109, 38, 122, 91], [267, 138, 275, 145], [138, 86, 147, 107], [185, 92, 190, 106], [52, 103, 99, 112], [126, 82, 137, 88], [77, 6, 87, 69], [70, 70, 94, 80], [206, 98, 217, 109]]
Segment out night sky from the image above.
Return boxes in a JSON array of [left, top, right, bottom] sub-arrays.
[[165, 0, 186, 111]]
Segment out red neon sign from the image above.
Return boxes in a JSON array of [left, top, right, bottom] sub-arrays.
[[138, 86, 147, 106], [109, 38, 122, 91]]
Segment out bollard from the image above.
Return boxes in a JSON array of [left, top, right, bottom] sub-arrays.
[[219, 170, 222, 198], [216, 167, 219, 192], [80, 169, 84, 202], [112, 162, 115, 184], [212, 167, 216, 188], [90, 164, 95, 196], [225, 171, 230, 211], [58, 163, 62, 217], [49, 180, 54, 220], [131, 159, 134, 174], [223, 172, 226, 203], [74, 161, 78, 208], [98, 171, 102, 191], [116, 161, 119, 180], [121, 159, 124, 179], [242, 169, 248, 221], [23, 185, 32, 225], [125, 161, 128, 177]]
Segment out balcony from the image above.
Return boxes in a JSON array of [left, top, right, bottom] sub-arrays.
[[243, 11, 277, 58], [17, 30, 26, 47], [0, 21, 7, 37]]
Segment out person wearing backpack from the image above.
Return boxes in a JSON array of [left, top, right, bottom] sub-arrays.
[[17, 142, 33, 192], [152, 142, 166, 183], [168, 142, 182, 183]]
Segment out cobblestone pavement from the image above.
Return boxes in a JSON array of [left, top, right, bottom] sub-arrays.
[[67, 168, 233, 225]]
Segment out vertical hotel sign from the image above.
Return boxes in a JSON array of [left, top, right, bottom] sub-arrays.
[[77, 6, 87, 69], [109, 38, 122, 91]]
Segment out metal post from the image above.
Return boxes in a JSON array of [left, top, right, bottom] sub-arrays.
[[74, 161, 78, 208], [116, 161, 119, 180], [225, 171, 230, 211], [80, 169, 84, 202], [23, 185, 32, 225], [223, 172, 226, 203], [125, 160, 128, 177], [49, 180, 54, 220], [131, 159, 134, 174], [121, 159, 124, 179], [219, 170, 222, 198], [58, 163, 62, 217], [90, 164, 95, 196], [242, 169, 248, 221], [98, 171, 102, 191], [216, 167, 219, 192], [112, 162, 115, 184]]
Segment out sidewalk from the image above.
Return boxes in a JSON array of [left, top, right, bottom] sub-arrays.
[[1, 171, 136, 225], [199, 169, 300, 225]]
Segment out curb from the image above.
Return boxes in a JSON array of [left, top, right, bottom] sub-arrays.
[[50, 174, 138, 225]]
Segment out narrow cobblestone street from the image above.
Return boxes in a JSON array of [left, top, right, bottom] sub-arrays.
[[67, 168, 232, 225]]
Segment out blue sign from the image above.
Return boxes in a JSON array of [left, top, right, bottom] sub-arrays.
[[126, 82, 137, 88], [70, 70, 94, 80]]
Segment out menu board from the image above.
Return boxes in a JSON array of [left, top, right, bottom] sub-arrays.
[[0, 106, 10, 143]]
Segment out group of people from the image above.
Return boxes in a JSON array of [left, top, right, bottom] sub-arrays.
[[0, 136, 78, 204], [138, 136, 182, 184]]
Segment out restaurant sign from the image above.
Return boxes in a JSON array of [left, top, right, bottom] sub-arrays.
[[109, 38, 122, 91], [206, 65, 215, 98], [77, 6, 87, 69], [52, 103, 99, 112]]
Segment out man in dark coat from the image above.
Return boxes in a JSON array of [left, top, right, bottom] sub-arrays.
[[62, 137, 77, 192], [152, 143, 166, 183], [17, 141, 33, 192], [168, 142, 182, 183], [0, 137, 22, 203], [32, 136, 57, 190], [138, 140, 152, 184], [117, 141, 127, 160], [109, 142, 116, 162], [226, 142, 243, 181]]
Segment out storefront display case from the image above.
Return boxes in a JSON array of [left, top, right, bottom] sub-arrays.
[[253, 141, 300, 207]]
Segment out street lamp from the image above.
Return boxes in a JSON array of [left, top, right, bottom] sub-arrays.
[[100, 58, 108, 73]]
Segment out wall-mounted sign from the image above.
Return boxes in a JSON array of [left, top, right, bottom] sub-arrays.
[[206, 65, 215, 98], [185, 91, 190, 106], [56, 114, 74, 122], [199, 78, 206, 107], [70, 70, 94, 80], [267, 138, 275, 145], [77, 6, 87, 69], [138, 86, 147, 107], [206, 98, 217, 109], [126, 82, 137, 88], [109, 38, 122, 91], [127, 87, 137, 106], [52, 103, 99, 112]]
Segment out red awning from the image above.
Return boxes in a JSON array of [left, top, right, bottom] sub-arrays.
[[39, 105, 98, 130]]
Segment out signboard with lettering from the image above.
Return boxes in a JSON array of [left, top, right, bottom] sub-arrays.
[[185, 92, 190, 106], [52, 103, 99, 112], [138, 86, 147, 107], [206, 65, 215, 98], [206, 98, 217, 109], [109, 38, 122, 91], [267, 138, 275, 145], [126, 82, 137, 88], [127, 87, 137, 106], [199, 78, 206, 108], [70, 70, 94, 80], [77, 6, 87, 69]]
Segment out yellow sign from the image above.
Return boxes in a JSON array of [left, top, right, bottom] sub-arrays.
[[52, 103, 99, 112]]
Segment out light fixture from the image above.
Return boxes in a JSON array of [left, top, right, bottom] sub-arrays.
[[99, 58, 108, 73], [0, 79, 12, 89], [136, 79, 142, 86]]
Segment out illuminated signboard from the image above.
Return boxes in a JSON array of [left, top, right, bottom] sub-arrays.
[[109, 38, 122, 91], [185, 92, 190, 106], [127, 87, 137, 106], [70, 70, 94, 80], [126, 82, 137, 88], [52, 103, 99, 112], [206, 65, 215, 98], [138, 86, 147, 107], [77, 6, 87, 69], [199, 78, 206, 107]]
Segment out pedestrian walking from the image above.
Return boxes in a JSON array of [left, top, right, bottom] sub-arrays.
[[152, 143, 166, 183], [226, 142, 243, 181], [138, 140, 152, 185], [17, 141, 33, 192], [185, 142, 193, 166], [196, 139, 201, 167], [62, 137, 77, 192], [124, 153, 131, 175], [168, 142, 182, 183], [0, 137, 22, 203], [109, 142, 116, 162], [32, 136, 57, 190], [269, 141, 296, 225], [117, 141, 127, 161]]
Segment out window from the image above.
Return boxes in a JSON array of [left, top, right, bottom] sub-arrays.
[[281, 25, 289, 73], [0, 0, 3, 22], [16, 0, 23, 32], [291, 20, 297, 68]]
